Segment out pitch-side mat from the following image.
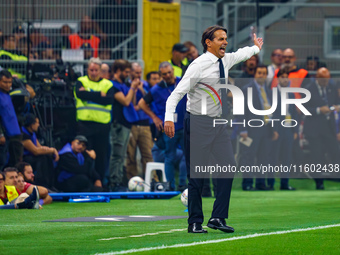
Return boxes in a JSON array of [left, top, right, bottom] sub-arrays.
[[44, 215, 187, 222]]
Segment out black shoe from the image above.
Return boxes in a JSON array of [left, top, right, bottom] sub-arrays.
[[207, 218, 234, 233], [316, 184, 325, 190], [280, 186, 296, 190], [243, 186, 255, 191], [177, 185, 187, 193], [17, 186, 40, 209], [255, 185, 270, 191], [188, 223, 208, 233]]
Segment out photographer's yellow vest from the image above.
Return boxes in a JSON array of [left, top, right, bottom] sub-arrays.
[[0, 186, 19, 205], [74, 76, 113, 124], [0, 50, 27, 79]]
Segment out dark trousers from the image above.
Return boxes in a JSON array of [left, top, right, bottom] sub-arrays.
[[239, 125, 272, 189], [8, 135, 23, 167], [56, 174, 93, 192], [184, 112, 234, 225], [0, 135, 23, 171], [268, 127, 294, 188], [306, 132, 340, 186], [77, 121, 110, 182], [0, 145, 7, 171]]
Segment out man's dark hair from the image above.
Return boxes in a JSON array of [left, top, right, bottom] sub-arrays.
[[277, 65, 290, 78], [0, 69, 12, 81], [24, 113, 37, 128], [112, 59, 132, 74], [183, 41, 197, 49], [146, 71, 160, 81], [15, 162, 31, 175], [254, 63, 268, 74], [3, 167, 18, 177], [0, 171, 5, 181], [201, 25, 227, 53], [306, 56, 319, 62], [243, 54, 259, 67]]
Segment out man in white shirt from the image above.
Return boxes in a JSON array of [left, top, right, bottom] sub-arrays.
[[267, 48, 283, 84], [164, 25, 263, 233]]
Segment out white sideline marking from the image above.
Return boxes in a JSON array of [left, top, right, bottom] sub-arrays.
[[1, 224, 127, 227], [98, 228, 187, 241], [95, 218, 124, 221], [94, 223, 340, 255]]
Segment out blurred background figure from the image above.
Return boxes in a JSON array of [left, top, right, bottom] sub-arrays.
[[69, 15, 106, 58], [183, 41, 199, 63], [303, 67, 340, 190], [306, 56, 326, 77], [12, 26, 26, 45], [168, 43, 189, 78], [267, 48, 283, 84], [55, 24, 72, 58], [146, 71, 161, 88], [100, 63, 111, 80], [234, 54, 259, 88]]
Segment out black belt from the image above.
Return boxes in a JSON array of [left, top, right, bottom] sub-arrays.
[[186, 111, 221, 119]]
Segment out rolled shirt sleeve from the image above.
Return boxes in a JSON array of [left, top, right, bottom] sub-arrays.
[[165, 62, 201, 122]]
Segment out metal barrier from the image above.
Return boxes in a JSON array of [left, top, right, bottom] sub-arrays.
[[0, 0, 139, 66], [2, 0, 340, 77]]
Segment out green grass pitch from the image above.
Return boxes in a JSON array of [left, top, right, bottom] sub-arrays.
[[1, 178, 339, 255]]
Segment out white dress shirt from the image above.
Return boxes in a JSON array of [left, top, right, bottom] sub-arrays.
[[266, 63, 278, 85], [165, 45, 260, 121]]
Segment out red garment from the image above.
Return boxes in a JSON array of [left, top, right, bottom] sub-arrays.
[[271, 68, 309, 99], [68, 34, 100, 57], [22, 182, 32, 193]]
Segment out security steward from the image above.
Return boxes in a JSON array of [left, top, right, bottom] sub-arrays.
[[0, 35, 27, 80], [74, 57, 113, 182]]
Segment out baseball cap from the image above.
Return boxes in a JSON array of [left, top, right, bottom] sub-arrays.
[[74, 135, 88, 145], [172, 43, 188, 53]]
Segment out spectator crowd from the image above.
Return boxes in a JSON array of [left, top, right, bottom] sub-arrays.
[[1, 15, 340, 206]]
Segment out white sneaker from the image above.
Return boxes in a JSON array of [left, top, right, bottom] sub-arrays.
[[33, 186, 40, 209]]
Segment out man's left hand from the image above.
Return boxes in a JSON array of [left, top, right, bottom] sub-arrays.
[[164, 121, 175, 138]]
